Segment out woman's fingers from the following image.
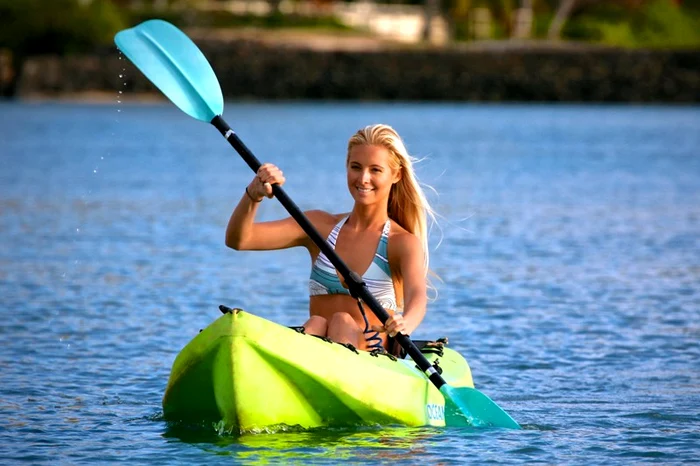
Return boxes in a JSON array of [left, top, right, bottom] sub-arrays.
[[378, 315, 407, 338], [255, 164, 285, 198], [258, 163, 284, 181], [263, 181, 273, 197]]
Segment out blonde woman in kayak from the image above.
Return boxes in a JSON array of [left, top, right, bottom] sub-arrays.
[[225, 124, 435, 353]]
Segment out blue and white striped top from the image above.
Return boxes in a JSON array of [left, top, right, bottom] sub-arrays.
[[309, 216, 397, 311]]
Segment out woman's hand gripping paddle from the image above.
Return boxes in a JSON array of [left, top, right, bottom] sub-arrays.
[[114, 19, 520, 429]]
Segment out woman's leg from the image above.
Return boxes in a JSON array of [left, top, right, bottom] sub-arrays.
[[302, 315, 328, 336], [327, 312, 364, 349]]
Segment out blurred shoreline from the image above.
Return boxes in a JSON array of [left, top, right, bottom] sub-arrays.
[[8, 30, 700, 103]]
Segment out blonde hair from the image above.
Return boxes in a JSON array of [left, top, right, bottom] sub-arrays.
[[346, 124, 438, 300]]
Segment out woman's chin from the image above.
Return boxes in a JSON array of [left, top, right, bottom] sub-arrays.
[[352, 193, 374, 204]]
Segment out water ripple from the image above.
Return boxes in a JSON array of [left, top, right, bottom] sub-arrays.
[[1, 102, 699, 463]]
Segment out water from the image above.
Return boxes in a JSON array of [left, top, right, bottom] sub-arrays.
[[1, 101, 699, 463]]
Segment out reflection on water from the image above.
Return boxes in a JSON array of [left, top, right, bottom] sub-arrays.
[[165, 423, 465, 462], [161, 411, 556, 463]]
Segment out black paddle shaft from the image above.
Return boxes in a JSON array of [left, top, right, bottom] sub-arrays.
[[211, 116, 446, 389]]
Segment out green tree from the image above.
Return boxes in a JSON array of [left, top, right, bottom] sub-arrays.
[[555, 0, 700, 47], [0, 0, 125, 97]]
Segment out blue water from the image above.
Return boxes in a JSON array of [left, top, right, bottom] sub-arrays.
[[1, 101, 699, 463]]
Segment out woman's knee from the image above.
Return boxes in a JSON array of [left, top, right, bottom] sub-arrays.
[[303, 315, 327, 336], [327, 313, 362, 346], [328, 312, 355, 328]]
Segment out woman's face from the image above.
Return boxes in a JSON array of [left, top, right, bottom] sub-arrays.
[[346, 144, 401, 206]]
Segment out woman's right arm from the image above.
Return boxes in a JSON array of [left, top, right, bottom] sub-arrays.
[[225, 163, 329, 252]]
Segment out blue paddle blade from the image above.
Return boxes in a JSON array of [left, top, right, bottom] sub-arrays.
[[114, 19, 223, 122], [441, 385, 521, 429]]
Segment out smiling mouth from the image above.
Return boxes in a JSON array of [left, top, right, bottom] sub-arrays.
[[357, 187, 374, 193]]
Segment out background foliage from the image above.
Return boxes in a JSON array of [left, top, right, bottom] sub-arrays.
[[0, 0, 125, 56]]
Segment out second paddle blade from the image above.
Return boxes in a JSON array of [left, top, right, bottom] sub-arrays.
[[115, 19, 224, 122], [441, 385, 521, 429]]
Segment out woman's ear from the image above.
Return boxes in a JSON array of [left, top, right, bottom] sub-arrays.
[[392, 167, 402, 184]]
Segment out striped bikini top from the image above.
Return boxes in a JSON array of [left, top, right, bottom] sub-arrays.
[[309, 216, 398, 311]]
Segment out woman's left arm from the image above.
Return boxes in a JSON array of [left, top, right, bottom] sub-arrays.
[[386, 233, 427, 337]]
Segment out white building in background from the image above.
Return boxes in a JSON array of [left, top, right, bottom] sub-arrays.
[[195, 0, 449, 44], [331, 1, 449, 44]]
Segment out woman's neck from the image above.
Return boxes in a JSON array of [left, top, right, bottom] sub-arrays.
[[347, 203, 389, 231]]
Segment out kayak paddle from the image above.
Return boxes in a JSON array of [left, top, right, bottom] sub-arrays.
[[114, 19, 520, 429]]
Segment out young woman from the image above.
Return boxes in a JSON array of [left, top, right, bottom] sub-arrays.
[[225, 124, 436, 352]]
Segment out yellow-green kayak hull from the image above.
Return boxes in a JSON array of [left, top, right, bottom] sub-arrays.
[[162, 309, 473, 432]]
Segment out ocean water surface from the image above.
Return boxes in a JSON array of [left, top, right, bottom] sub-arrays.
[[0, 101, 699, 463]]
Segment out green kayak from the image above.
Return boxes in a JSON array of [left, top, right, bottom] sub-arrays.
[[162, 307, 474, 432]]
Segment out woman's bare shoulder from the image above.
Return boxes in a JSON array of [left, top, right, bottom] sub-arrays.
[[388, 221, 422, 254], [301, 211, 348, 253], [303, 211, 350, 242], [304, 210, 348, 226], [388, 219, 408, 235]]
